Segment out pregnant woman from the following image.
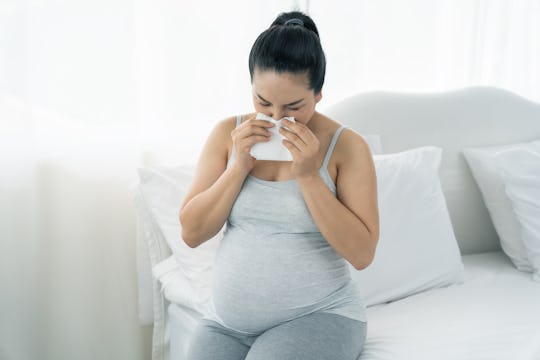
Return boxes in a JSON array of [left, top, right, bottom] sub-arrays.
[[180, 10, 379, 360]]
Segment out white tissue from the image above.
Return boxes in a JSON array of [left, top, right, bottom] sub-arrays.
[[250, 113, 296, 161]]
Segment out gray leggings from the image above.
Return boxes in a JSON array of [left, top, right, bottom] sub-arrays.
[[186, 312, 367, 360]]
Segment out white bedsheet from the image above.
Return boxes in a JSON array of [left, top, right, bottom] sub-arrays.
[[361, 251, 540, 359], [167, 251, 540, 360]]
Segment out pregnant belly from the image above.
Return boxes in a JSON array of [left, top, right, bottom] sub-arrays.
[[211, 229, 349, 333]]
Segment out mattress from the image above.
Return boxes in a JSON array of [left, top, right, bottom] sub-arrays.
[[167, 251, 540, 360]]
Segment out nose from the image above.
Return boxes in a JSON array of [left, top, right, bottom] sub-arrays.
[[269, 109, 287, 120]]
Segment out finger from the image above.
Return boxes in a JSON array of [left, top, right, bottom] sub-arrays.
[[237, 136, 270, 155], [282, 139, 300, 157], [281, 119, 316, 142], [239, 121, 275, 138], [244, 119, 276, 128], [249, 135, 272, 146], [280, 118, 298, 130], [279, 126, 307, 148], [238, 125, 273, 139], [255, 134, 272, 142]]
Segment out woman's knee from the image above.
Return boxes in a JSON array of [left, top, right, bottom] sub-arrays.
[[245, 313, 366, 360]]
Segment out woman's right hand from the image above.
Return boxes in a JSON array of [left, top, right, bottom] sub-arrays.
[[230, 115, 275, 174]]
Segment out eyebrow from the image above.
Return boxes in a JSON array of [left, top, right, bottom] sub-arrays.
[[256, 92, 304, 106]]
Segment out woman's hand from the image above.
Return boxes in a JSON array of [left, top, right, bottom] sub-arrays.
[[279, 119, 321, 180], [230, 116, 274, 175]]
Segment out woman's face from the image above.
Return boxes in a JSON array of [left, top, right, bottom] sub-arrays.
[[251, 69, 322, 125]]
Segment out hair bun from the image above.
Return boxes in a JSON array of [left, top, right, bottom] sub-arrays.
[[283, 18, 304, 27]]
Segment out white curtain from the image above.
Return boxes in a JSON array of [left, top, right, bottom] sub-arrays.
[[311, 0, 540, 108], [1, 1, 538, 360]]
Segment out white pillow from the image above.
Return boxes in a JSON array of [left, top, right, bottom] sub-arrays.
[[493, 147, 540, 282], [136, 165, 223, 301], [348, 146, 465, 306], [463, 140, 540, 272], [152, 255, 208, 312]]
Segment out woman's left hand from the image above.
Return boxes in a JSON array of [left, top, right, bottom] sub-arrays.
[[279, 119, 320, 180]]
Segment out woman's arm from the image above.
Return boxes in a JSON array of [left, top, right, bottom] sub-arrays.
[[179, 117, 247, 248], [296, 129, 379, 270], [179, 115, 274, 248]]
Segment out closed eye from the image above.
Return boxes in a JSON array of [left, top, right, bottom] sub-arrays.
[[259, 103, 301, 111]]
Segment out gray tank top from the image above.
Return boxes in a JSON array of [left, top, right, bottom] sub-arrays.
[[203, 115, 367, 335]]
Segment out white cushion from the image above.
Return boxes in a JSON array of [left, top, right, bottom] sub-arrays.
[[493, 146, 540, 282], [348, 146, 465, 306], [136, 165, 223, 304], [463, 140, 540, 272], [152, 255, 205, 312]]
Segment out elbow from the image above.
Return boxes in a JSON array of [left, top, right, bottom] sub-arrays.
[[179, 209, 221, 249], [179, 209, 199, 248], [353, 235, 379, 270], [353, 256, 372, 270], [181, 228, 199, 248]]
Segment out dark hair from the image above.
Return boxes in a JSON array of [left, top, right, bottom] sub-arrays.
[[248, 11, 326, 95]]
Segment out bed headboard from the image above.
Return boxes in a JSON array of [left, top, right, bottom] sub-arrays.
[[323, 86, 540, 255]]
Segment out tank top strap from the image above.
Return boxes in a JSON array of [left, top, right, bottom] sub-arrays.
[[235, 114, 243, 127], [321, 125, 347, 170]]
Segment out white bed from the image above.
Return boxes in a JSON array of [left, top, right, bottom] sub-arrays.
[[131, 86, 540, 360], [166, 251, 540, 360], [362, 251, 540, 359]]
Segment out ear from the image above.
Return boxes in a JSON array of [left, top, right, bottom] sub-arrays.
[[315, 91, 323, 104]]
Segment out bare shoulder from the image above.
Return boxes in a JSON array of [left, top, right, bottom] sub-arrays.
[[216, 115, 238, 141], [334, 126, 373, 167], [200, 112, 259, 162], [330, 122, 379, 242], [179, 114, 241, 212], [330, 122, 376, 193], [207, 116, 236, 159]]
